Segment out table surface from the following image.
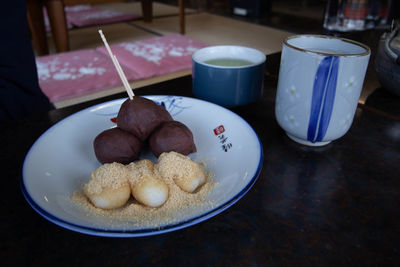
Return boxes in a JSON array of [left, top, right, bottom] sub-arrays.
[[1, 52, 400, 266]]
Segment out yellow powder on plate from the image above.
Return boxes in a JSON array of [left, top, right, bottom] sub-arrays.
[[72, 155, 217, 228]]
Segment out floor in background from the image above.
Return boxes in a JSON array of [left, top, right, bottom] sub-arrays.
[[48, 22, 156, 52], [45, 1, 197, 53], [132, 13, 292, 55], [95, 1, 197, 17], [158, 0, 326, 34]]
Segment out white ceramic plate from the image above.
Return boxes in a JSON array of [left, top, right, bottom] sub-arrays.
[[21, 96, 263, 237]]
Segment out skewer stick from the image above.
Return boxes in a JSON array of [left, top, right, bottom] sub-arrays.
[[98, 29, 134, 100], [113, 54, 133, 99]]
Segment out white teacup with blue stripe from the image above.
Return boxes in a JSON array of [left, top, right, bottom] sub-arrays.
[[275, 35, 370, 146]]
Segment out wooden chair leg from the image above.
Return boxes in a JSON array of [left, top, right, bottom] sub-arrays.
[[141, 0, 153, 23], [26, 0, 49, 56], [45, 0, 70, 53], [178, 0, 185, 34]]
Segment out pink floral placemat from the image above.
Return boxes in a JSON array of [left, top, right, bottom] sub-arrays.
[[36, 49, 139, 102], [66, 7, 140, 27], [43, 5, 140, 31], [96, 34, 208, 79], [36, 34, 208, 103], [64, 4, 92, 12]]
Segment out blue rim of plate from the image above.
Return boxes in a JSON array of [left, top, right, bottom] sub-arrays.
[[20, 95, 264, 237]]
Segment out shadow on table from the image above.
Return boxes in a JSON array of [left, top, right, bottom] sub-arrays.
[[364, 87, 400, 120]]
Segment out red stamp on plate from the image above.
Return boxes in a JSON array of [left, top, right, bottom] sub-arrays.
[[213, 125, 225, 135]]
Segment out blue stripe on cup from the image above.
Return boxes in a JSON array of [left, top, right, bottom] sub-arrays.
[[307, 56, 339, 143]]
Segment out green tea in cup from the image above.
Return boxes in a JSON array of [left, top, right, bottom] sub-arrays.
[[204, 58, 254, 67]]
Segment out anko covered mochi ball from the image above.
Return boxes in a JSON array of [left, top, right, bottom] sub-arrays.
[[93, 127, 141, 164], [116, 96, 172, 141], [149, 121, 196, 157]]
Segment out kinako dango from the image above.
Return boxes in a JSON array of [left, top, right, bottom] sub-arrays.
[[83, 153, 207, 210]]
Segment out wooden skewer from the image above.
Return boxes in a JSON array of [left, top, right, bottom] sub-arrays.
[[113, 54, 133, 99], [98, 29, 134, 100]]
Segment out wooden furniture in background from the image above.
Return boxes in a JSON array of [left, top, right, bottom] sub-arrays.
[[141, 0, 185, 34], [27, 0, 185, 56], [27, 0, 70, 55]]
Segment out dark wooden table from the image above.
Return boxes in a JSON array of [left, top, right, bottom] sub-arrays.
[[1, 52, 399, 265]]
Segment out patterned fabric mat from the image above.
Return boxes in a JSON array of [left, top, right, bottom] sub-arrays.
[[36, 34, 208, 103], [44, 4, 140, 31]]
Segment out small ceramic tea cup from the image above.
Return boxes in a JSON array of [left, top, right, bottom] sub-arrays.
[[275, 35, 370, 146], [192, 45, 266, 107]]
